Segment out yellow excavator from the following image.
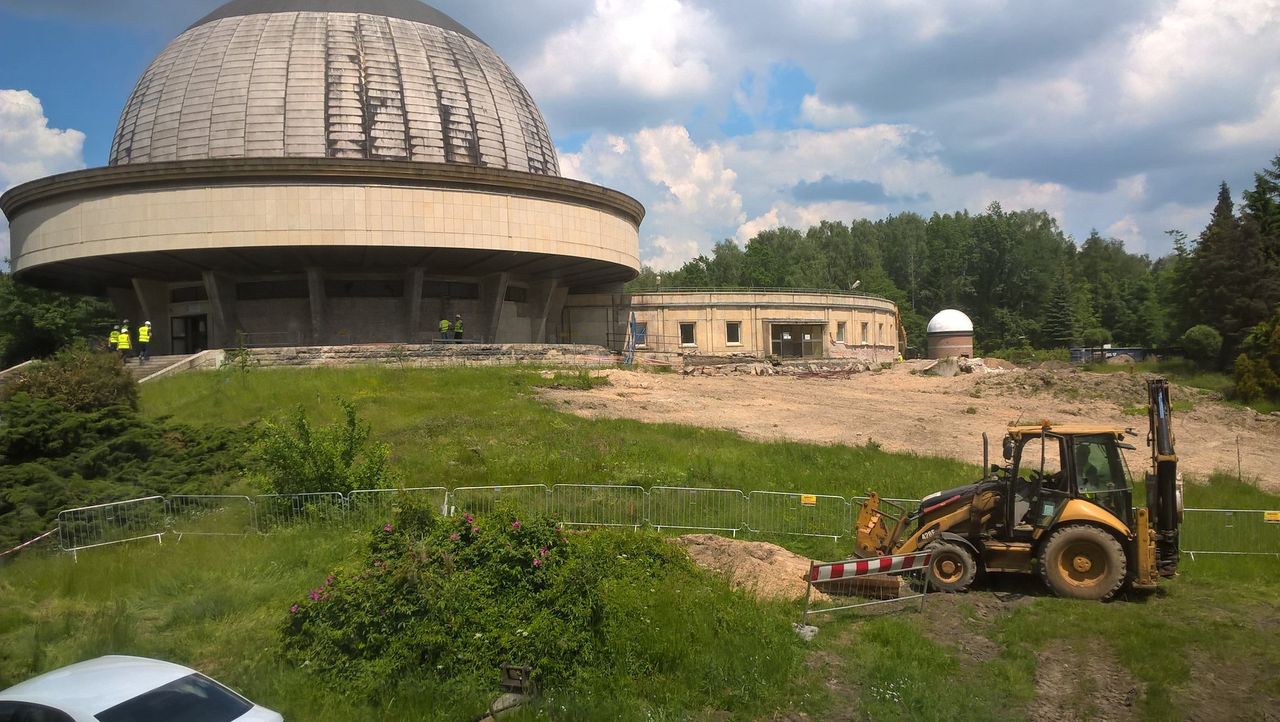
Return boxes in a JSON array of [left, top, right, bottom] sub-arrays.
[[854, 379, 1183, 600]]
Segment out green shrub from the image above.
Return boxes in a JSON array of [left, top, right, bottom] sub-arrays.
[[1081, 327, 1112, 347], [0, 393, 252, 548], [256, 400, 393, 495], [3, 344, 137, 411], [283, 501, 802, 715], [981, 346, 1070, 365], [1232, 312, 1280, 401], [1180, 324, 1223, 369]]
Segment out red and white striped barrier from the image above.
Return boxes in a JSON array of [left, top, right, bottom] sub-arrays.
[[0, 529, 57, 559], [808, 551, 933, 583]]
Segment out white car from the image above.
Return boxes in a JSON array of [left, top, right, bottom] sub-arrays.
[[0, 656, 282, 722]]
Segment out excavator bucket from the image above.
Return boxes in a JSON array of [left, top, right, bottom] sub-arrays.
[[853, 493, 909, 558]]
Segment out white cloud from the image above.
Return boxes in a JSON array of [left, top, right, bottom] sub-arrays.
[[645, 235, 703, 270], [0, 89, 86, 263], [799, 94, 864, 128]]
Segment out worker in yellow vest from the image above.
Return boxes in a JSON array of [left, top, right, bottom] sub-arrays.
[[117, 321, 133, 363], [108, 326, 121, 351], [453, 314, 464, 342], [439, 316, 451, 342], [138, 321, 153, 362]]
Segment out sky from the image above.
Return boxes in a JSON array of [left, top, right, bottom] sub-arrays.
[[1, 0, 1279, 270]]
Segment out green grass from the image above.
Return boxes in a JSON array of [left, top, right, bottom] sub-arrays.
[[1084, 358, 1280, 414], [140, 367, 982, 502]]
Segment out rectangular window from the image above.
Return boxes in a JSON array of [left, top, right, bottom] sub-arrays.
[[836, 322, 847, 343], [325, 279, 404, 298], [169, 286, 208, 303], [421, 281, 480, 299], [679, 322, 697, 346], [861, 322, 870, 345], [504, 286, 529, 303], [878, 323, 884, 344], [633, 322, 648, 347], [236, 280, 309, 300], [726, 321, 741, 345]]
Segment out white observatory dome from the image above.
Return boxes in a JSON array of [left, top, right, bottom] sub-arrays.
[[927, 309, 974, 335]]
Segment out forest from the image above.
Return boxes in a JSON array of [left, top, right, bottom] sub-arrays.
[[629, 152, 1280, 365]]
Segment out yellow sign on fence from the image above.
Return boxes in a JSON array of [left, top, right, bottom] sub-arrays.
[[1264, 511, 1280, 524], [800, 495, 818, 507]]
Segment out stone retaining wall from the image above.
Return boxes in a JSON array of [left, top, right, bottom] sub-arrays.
[[681, 357, 889, 377], [244, 343, 619, 369]]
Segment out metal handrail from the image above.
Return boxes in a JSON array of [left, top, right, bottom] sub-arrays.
[[630, 286, 892, 301]]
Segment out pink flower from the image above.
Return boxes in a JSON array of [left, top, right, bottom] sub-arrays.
[[383, 523, 394, 532], [290, 604, 300, 615], [463, 513, 474, 523], [449, 532, 460, 542], [309, 589, 321, 601], [325, 576, 335, 587], [539, 547, 548, 557], [533, 558, 543, 567], [511, 520, 522, 530]]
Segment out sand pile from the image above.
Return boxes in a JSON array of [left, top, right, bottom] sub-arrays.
[[674, 534, 828, 602]]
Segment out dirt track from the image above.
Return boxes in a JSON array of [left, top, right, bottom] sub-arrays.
[[542, 361, 1280, 492]]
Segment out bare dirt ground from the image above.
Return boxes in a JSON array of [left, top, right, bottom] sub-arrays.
[[542, 361, 1280, 491]]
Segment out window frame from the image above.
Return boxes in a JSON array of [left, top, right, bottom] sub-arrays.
[[836, 322, 847, 343], [725, 321, 742, 346], [633, 322, 649, 348], [679, 322, 697, 347]]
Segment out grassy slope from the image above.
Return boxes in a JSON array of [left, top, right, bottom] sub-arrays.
[[1, 367, 1276, 720]]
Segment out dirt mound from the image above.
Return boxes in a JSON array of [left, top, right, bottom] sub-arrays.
[[674, 534, 827, 602], [1029, 641, 1141, 721]]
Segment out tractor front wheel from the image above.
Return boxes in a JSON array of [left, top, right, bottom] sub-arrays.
[[925, 541, 978, 593], [1039, 524, 1127, 601]]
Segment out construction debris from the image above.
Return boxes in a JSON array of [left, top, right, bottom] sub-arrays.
[[674, 534, 829, 602]]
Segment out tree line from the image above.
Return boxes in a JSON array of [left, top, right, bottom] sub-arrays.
[[630, 151, 1280, 365]]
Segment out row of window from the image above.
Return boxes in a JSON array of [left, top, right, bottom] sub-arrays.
[[634, 320, 887, 347]]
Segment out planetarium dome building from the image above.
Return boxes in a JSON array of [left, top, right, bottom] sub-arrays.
[[1, 0, 643, 354]]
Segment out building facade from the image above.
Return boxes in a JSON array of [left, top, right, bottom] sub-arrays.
[[565, 290, 901, 361]]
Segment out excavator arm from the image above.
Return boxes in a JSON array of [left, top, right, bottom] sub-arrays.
[[1147, 379, 1181, 577]]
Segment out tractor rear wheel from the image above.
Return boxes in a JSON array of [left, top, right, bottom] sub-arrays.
[[1039, 524, 1127, 601], [925, 541, 978, 592]]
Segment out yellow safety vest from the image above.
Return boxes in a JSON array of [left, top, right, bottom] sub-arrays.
[[109, 330, 120, 346], [453, 320, 463, 334], [117, 329, 132, 350], [439, 319, 451, 333], [139, 325, 152, 343]]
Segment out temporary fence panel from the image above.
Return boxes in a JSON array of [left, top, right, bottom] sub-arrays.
[[450, 485, 549, 518], [58, 496, 167, 556], [1181, 509, 1280, 557], [254, 493, 347, 530], [647, 487, 746, 535], [747, 491, 851, 540], [166, 496, 256, 538], [348, 488, 450, 524], [802, 552, 934, 623], [551, 484, 646, 529]]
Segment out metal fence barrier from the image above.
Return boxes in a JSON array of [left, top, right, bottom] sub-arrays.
[[747, 491, 851, 540], [57, 496, 167, 558], [551, 484, 646, 529], [167, 495, 256, 538], [45, 487, 1280, 561], [254, 493, 347, 531], [1180, 509, 1280, 557], [647, 486, 746, 536]]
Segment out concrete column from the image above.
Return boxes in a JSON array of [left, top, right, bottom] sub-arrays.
[[306, 267, 326, 345], [478, 272, 510, 343], [404, 267, 425, 342], [526, 279, 568, 343], [201, 271, 241, 349], [131, 278, 172, 355]]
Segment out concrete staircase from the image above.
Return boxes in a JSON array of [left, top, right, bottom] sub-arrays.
[[124, 354, 194, 381]]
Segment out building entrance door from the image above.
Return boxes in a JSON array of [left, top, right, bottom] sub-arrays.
[[171, 315, 208, 354], [770, 324, 824, 359]]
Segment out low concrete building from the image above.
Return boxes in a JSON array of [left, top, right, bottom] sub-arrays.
[[564, 290, 902, 361], [926, 309, 974, 359]]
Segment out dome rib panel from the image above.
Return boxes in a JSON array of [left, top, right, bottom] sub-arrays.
[[109, 9, 559, 176]]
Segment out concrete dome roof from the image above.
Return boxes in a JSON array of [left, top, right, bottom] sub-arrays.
[[927, 309, 974, 335], [109, 0, 559, 174]]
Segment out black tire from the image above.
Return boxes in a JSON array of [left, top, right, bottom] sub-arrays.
[[1039, 524, 1127, 601], [925, 541, 979, 593]]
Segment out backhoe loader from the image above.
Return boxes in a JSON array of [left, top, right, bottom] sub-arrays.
[[854, 379, 1183, 600]]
